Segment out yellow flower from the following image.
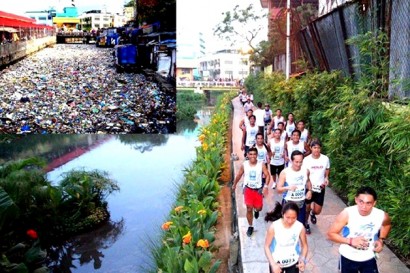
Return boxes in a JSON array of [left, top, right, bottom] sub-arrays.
[[161, 221, 173, 231], [202, 143, 208, 151], [196, 239, 210, 249], [198, 209, 207, 215], [182, 231, 192, 244], [174, 206, 184, 213]]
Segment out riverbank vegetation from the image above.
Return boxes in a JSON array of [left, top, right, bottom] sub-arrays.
[[0, 158, 119, 273], [176, 90, 206, 121], [153, 92, 235, 272], [245, 31, 410, 261]]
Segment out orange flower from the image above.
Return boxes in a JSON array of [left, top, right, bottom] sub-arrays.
[[174, 206, 184, 213], [197, 239, 209, 249], [161, 221, 173, 231], [26, 229, 38, 240], [182, 231, 192, 244]]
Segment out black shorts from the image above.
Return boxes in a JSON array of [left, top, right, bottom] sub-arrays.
[[270, 164, 285, 176], [306, 187, 326, 206], [269, 263, 299, 273]]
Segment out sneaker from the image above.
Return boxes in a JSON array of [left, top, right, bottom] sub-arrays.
[[254, 210, 259, 219], [305, 224, 311, 235], [310, 213, 317, 225], [246, 226, 254, 237], [271, 182, 277, 189]]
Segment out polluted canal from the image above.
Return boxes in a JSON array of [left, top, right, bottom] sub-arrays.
[[0, 44, 175, 134], [0, 118, 207, 273]]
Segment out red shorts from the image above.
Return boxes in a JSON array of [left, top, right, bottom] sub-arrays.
[[244, 186, 263, 209]]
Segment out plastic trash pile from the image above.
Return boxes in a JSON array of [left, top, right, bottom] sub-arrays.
[[0, 44, 175, 134]]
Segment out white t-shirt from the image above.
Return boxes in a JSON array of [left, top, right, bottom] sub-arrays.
[[253, 108, 266, 127], [286, 140, 306, 167], [269, 138, 285, 166], [243, 161, 263, 189], [300, 128, 309, 143], [245, 124, 258, 147], [254, 143, 269, 164], [339, 206, 385, 262], [282, 166, 308, 202], [303, 154, 330, 192], [269, 219, 304, 267], [272, 116, 285, 130], [285, 121, 296, 137]]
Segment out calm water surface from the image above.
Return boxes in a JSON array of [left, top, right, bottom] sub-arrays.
[[0, 118, 208, 273]]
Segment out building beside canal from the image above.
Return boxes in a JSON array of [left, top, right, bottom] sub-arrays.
[[0, 11, 55, 67], [52, 7, 80, 31], [198, 49, 251, 81], [78, 10, 127, 31], [25, 9, 56, 26]]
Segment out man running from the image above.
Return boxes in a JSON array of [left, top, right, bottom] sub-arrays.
[[284, 129, 311, 168], [252, 133, 271, 188], [277, 150, 312, 225], [327, 186, 391, 273], [268, 128, 285, 189], [232, 147, 270, 237], [303, 139, 330, 234], [242, 115, 258, 158]]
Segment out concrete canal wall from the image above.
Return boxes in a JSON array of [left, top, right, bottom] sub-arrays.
[[0, 36, 56, 67]]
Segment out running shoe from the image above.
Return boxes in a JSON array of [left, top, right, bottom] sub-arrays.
[[271, 182, 277, 189], [254, 210, 259, 219], [305, 224, 311, 235], [310, 213, 317, 224], [246, 226, 254, 237]]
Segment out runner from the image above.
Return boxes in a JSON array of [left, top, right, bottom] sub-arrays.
[[239, 109, 253, 131], [253, 102, 266, 134], [252, 133, 271, 188], [264, 201, 308, 273], [303, 139, 330, 234], [285, 113, 296, 141], [327, 186, 392, 273], [243, 97, 254, 113], [276, 150, 312, 225], [268, 108, 285, 132], [241, 115, 258, 158], [284, 129, 310, 168], [232, 147, 270, 237], [268, 128, 285, 189], [297, 120, 310, 144]]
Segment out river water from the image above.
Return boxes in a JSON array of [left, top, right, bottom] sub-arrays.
[[0, 115, 210, 273]]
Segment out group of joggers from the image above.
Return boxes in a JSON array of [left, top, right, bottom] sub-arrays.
[[233, 91, 392, 273]]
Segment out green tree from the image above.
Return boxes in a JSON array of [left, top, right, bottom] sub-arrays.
[[214, 4, 267, 54]]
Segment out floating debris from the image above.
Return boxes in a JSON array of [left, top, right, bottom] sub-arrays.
[[0, 44, 176, 134]]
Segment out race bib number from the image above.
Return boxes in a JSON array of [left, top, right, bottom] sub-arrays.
[[274, 251, 297, 267], [289, 188, 305, 201], [312, 184, 322, 193]]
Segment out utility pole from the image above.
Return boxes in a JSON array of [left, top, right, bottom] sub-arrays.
[[285, 0, 291, 80]]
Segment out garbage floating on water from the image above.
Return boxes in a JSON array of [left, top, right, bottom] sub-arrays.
[[0, 44, 176, 134]]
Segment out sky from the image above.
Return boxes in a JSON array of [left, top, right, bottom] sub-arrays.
[[177, 0, 268, 54], [0, 0, 127, 16]]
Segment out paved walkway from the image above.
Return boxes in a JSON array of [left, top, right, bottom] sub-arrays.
[[231, 97, 409, 273]]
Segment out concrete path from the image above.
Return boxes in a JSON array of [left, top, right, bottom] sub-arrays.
[[231, 97, 409, 273]]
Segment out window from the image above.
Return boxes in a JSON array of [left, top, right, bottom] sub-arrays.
[[225, 60, 233, 64], [39, 17, 47, 20], [94, 17, 100, 21], [181, 68, 190, 74]]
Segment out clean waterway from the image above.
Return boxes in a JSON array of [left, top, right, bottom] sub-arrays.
[[0, 118, 207, 273]]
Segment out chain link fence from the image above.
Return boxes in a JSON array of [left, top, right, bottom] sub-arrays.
[[298, 0, 409, 99], [389, 0, 410, 98]]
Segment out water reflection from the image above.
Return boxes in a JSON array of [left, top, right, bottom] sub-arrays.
[[0, 106, 213, 273], [48, 220, 125, 273]]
